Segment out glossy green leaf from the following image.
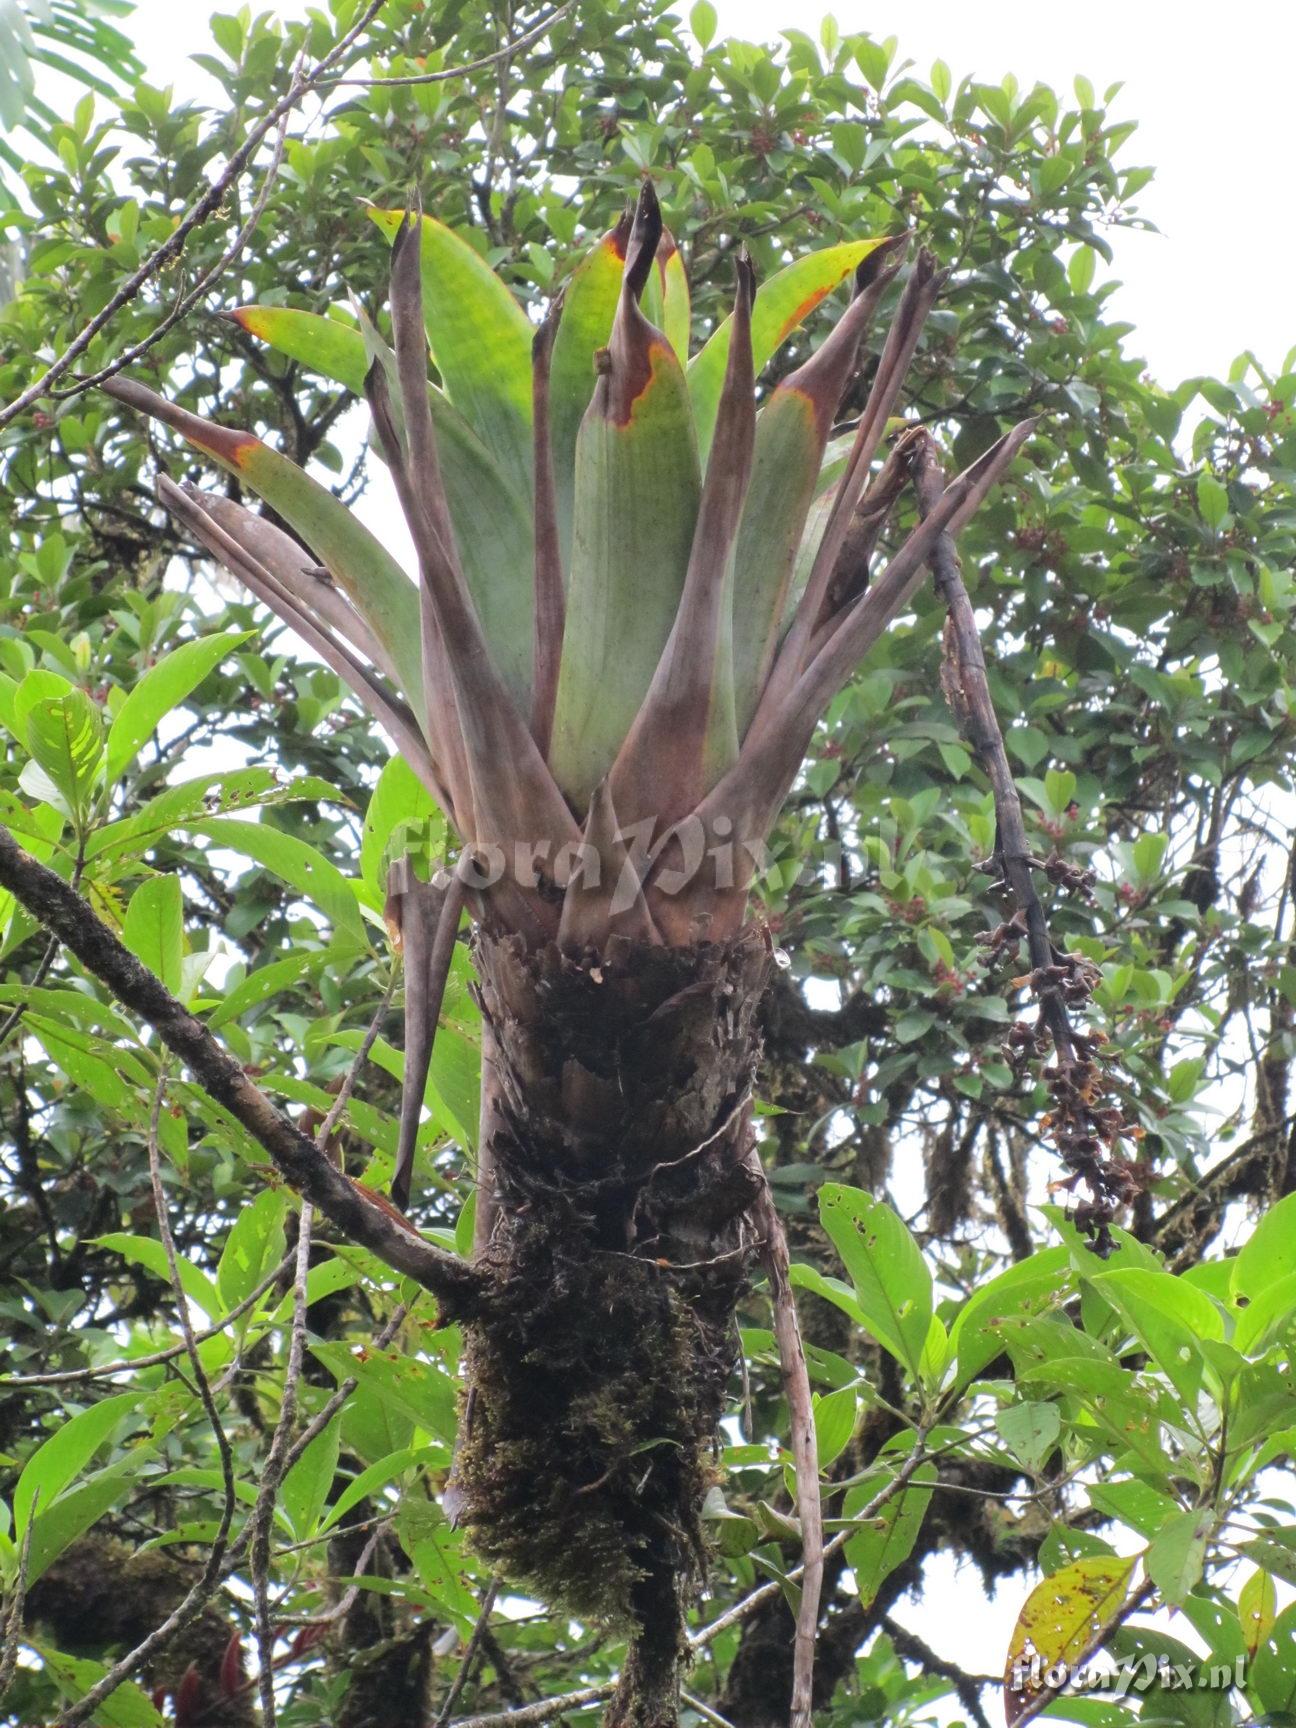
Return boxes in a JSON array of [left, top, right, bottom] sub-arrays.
[[280, 1414, 342, 1542], [228, 303, 368, 393], [996, 1400, 1061, 1473], [15, 1392, 141, 1537], [549, 215, 631, 569], [818, 1183, 933, 1379], [105, 630, 253, 783], [92, 1231, 222, 1318], [1232, 1191, 1296, 1306], [216, 1187, 287, 1310], [122, 874, 184, 997], [843, 1456, 936, 1608], [1145, 1508, 1213, 1606], [25, 688, 102, 825], [184, 815, 365, 942]]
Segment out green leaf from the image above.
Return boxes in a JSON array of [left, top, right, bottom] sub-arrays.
[[549, 217, 631, 569], [689, 0, 717, 47], [185, 816, 365, 942], [1145, 1509, 1213, 1606], [843, 1456, 936, 1608], [818, 1184, 933, 1379], [122, 874, 184, 996], [24, 1455, 151, 1588], [361, 753, 444, 904], [1232, 1191, 1296, 1307], [15, 1391, 141, 1537], [996, 1401, 1061, 1473], [217, 1188, 287, 1310], [1240, 1566, 1277, 1658], [106, 383, 424, 713], [280, 1414, 342, 1543], [25, 689, 103, 825], [353, 306, 536, 713], [26, 1014, 137, 1111], [319, 1446, 435, 1535], [687, 238, 891, 459], [312, 1340, 457, 1444], [37, 1643, 164, 1726], [948, 1246, 1072, 1386], [227, 304, 368, 393], [93, 1231, 223, 1319], [366, 206, 534, 500], [1196, 471, 1229, 530], [1251, 1601, 1296, 1716], [105, 630, 252, 784], [812, 1385, 857, 1469]]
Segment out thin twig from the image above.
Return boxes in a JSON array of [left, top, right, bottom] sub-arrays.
[[681, 1691, 738, 1728], [0, 1495, 36, 1707], [50, 63, 298, 399], [318, 970, 398, 1148], [251, 1199, 313, 1728], [50, 1075, 238, 1728], [1, 1250, 296, 1386], [0, 0, 389, 428], [434, 1577, 500, 1727], [322, 2, 575, 87], [749, 1161, 822, 1728]]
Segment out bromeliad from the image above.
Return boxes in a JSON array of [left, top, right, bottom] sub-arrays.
[[105, 182, 1034, 1728]]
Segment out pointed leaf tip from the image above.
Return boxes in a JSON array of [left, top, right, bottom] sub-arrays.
[[854, 231, 908, 295], [624, 180, 663, 301]]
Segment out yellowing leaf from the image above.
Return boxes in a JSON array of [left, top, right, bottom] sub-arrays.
[[1003, 1554, 1137, 1725]]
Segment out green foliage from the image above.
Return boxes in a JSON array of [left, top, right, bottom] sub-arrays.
[[1, 1, 1295, 1724]]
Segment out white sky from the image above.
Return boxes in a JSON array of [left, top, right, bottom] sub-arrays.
[[49, 0, 1295, 1701]]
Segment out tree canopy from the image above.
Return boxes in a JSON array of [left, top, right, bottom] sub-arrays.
[[2, 3, 1296, 1726]]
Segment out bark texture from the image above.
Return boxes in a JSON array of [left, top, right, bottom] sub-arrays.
[[455, 929, 770, 1722]]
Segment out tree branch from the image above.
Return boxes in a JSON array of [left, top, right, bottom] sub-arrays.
[[0, 823, 486, 1317]]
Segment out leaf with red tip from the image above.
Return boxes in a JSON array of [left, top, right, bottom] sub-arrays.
[[158, 477, 449, 814], [103, 377, 424, 710], [227, 303, 368, 394], [730, 243, 904, 733], [687, 236, 897, 460], [759, 249, 943, 727], [366, 205, 534, 499], [548, 182, 702, 810]]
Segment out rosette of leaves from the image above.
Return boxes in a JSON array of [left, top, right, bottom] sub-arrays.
[[105, 182, 1033, 1727]]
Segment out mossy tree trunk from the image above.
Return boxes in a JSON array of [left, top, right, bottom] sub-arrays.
[[454, 931, 771, 1727]]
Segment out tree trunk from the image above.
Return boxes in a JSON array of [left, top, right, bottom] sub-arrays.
[[454, 929, 770, 1726]]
